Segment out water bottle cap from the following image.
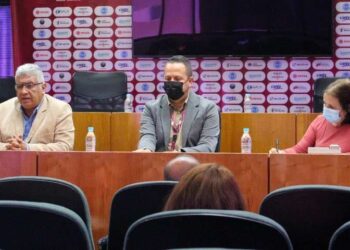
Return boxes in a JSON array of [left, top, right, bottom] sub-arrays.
[[243, 128, 249, 133], [88, 126, 94, 132]]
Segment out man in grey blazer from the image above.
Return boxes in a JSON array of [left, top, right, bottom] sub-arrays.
[[136, 55, 220, 152], [0, 63, 74, 151]]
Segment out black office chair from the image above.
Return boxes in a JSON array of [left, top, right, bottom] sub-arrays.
[[313, 77, 343, 112], [72, 71, 127, 112], [329, 221, 350, 250], [0, 200, 93, 250], [99, 181, 177, 250], [123, 209, 293, 250], [0, 176, 93, 243], [0, 76, 16, 103], [260, 185, 350, 250]]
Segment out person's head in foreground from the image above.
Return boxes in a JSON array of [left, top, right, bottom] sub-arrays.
[[164, 163, 245, 210], [164, 154, 200, 181]]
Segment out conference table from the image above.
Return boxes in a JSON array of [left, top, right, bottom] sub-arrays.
[[72, 112, 319, 152], [1, 150, 350, 245]]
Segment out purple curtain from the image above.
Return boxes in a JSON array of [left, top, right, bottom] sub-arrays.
[[0, 5, 14, 76]]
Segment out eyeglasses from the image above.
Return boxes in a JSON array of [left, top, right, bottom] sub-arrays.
[[15, 82, 43, 90]]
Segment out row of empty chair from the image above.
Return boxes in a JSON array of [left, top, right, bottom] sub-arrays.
[[0, 176, 93, 250], [1, 176, 350, 250]]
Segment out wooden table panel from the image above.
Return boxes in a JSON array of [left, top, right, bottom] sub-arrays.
[[73, 112, 322, 152], [194, 153, 268, 212], [221, 113, 296, 153], [73, 112, 111, 151], [0, 151, 37, 177], [37, 152, 268, 245], [270, 154, 350, 191], [110, 113, 141, 151]]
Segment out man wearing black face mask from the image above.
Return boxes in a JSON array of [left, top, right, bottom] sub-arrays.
[[135, 55, 220, 152]]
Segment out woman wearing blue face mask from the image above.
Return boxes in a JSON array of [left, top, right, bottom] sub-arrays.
[[270, 78, 350, 154]]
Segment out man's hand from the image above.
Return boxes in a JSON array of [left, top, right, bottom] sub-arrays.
[[6, 136, 27, 151]]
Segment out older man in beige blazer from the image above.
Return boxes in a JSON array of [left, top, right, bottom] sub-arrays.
[[0, 63, 74, 151]]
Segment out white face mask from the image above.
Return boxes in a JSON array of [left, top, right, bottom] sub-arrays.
[[323, 105, 342, 124]]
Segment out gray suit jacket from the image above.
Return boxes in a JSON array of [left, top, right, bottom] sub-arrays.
[[138, 92, 220, 152], [0, 94, 75, 151]]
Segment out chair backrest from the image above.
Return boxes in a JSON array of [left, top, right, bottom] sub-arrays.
[[72, 71, 127, 112], [0, 200, 93, 250], [0, 176, 93, 241], [260, 185, 350, 250], [313, 77, 343, 112], [123, 209, 293, 250], [107, 181, 177, 250], [0, 76, 16, 103], [329, 221, 350, 250]]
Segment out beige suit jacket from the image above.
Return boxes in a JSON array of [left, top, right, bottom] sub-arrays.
[[0, 94, 75, 151]]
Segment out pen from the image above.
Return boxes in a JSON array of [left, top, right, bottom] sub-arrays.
[[275, 138, 279, 153]]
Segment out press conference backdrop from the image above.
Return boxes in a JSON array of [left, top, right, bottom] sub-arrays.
[[10, 0, 350, 113]]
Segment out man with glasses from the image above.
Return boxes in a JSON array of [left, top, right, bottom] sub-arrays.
[[0, 63, 74, 151], [135, 55, 219, 152]]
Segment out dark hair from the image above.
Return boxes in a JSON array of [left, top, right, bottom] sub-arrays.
[[164, 154, 199, 181], [164, 163, 245, 210], [324, 78, 350, 124], [166, 55, 193, 77]]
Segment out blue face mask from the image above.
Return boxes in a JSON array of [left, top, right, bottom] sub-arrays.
[[323, 106, 342, 124]]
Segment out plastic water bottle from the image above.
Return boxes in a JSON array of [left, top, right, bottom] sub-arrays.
[[244, 94, 252, 113], [124, 94, 133, 112], [85, 126, 96, 152], [241, 128, 252, 153]]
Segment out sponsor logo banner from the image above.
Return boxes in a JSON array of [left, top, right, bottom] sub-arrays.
[[222, 60, 243, 70], [267, 82, 288, 93], [222, 82, 243, 93], [135, 82, 156, 93], [222, 94, 243, 104], [222, 105, 243, 113], [289, 82, 311, 93], [33, 40, 52, 50], [135, 94, 155, 104], [336, 36, 350, 47], [267, 105, 288, 113], [267, 60, 288, 70], [200, 60, 221, 70], [244, 82, 265, 93], [290, 59, 311, 70], [245, 60, 266, 70], [202, 94, 221, 104], [200, 82, 221, 93], [290, 105, 311, 113]]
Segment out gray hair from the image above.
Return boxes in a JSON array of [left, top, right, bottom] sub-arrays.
[[15, 63, 44, 83], [164, 154, 200, 181]]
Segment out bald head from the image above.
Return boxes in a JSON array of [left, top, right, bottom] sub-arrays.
[[164, 155, 200, 181]]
